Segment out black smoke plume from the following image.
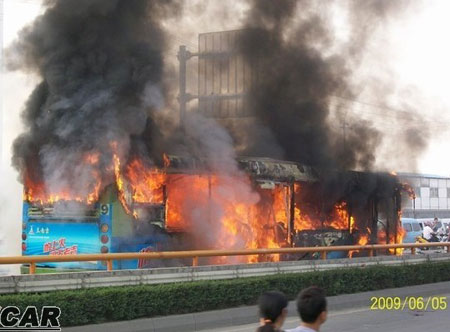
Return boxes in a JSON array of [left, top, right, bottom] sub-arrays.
[[8, 0, 180, 197], [236, 0, 419, 171]]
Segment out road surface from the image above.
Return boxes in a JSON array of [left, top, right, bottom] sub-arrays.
[[204, 301, 450, 332]]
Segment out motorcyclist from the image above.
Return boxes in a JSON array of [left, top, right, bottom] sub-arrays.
[[423, 221, 439, 242], [432, 217, 441, 232]]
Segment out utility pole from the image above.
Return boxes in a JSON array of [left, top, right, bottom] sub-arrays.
[[340, 119, 348, 152], [177, 45, 192, 130]]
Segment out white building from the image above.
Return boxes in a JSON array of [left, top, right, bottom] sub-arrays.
[[399, 173, 450, 219]]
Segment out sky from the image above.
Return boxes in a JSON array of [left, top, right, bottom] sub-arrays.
[[388, 1, 450, 175], [0, 0, 43, 271], [1, 0, 450, 263]]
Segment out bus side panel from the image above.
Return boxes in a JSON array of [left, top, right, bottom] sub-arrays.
[[110, 233, 172, 270], [110, 240, 154, 270], [25, 222, 101, 269]]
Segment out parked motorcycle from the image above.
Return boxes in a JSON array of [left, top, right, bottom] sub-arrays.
[[437, 232, 448, 243]]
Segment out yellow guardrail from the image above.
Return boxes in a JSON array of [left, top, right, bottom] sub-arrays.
[[1, 242, 449, 274]]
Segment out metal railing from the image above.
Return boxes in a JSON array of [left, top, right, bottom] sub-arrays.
[[1, 242, 449, 274]]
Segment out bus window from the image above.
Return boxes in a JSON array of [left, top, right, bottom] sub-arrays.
[[403, 223, 412, 232], [412, 223, 421, 232]]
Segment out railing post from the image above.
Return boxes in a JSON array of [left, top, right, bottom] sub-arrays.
[[106, 260, 113, 271], [368, 249, 373, 257], [29, 262, 36, 275], [192, 256, 199, 267], [411, 247, 416, 255], [447, 245, 450, 254], [321, 251, 327, 260]]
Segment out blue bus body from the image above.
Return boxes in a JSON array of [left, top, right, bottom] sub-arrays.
[[22, 186, 169, 270]]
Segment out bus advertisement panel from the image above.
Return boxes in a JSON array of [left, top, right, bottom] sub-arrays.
[[22, 202, 112, 269]]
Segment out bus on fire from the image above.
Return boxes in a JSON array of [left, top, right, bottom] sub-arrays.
[[21, 156, 405, 270]]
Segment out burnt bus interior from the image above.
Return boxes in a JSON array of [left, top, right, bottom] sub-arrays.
[[115, 155, 403, 260]]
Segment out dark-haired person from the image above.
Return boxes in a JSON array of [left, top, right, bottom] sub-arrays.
[[257, 291, 288, 332], [286, 286, 327, 332]]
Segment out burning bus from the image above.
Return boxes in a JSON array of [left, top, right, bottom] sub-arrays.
[[22, 153, 405, 270], [13, 19, 410, 270]]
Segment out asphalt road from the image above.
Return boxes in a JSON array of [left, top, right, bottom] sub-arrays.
[[204, 300, 450, 332]]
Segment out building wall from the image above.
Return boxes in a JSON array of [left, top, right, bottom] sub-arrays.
[[198, 30, 253, 118], [399, 174, 450, 219]]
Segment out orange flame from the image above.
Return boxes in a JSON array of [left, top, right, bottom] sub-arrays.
[[329, 202, 352, 230], [164, 174, 282, 263], [23, 151, 102, 205], [391, 210, 406, 255], [112, 153, 132, 215], [125, 159, 165, 204], [402, 182, 416, 200], [377, 211, 405, 255], [163, 153, 171, 168], [349, 234, 369, 258]]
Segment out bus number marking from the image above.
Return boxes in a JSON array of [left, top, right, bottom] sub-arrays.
[[101, 204, 109, 215]]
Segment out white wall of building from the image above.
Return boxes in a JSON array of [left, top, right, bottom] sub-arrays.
[[401, 174, 450, 211]]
